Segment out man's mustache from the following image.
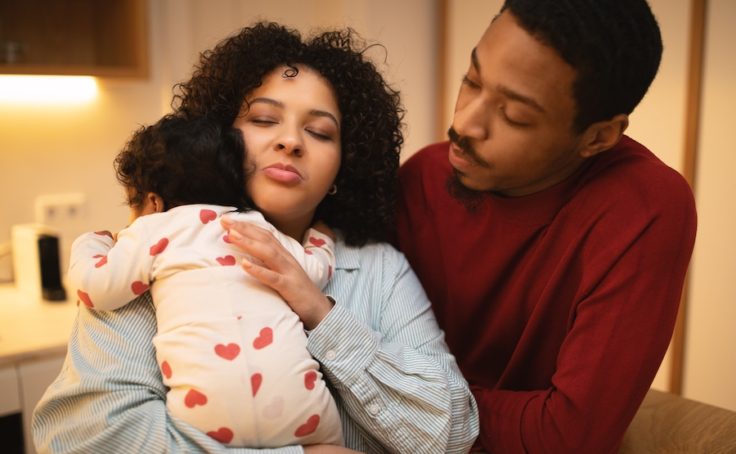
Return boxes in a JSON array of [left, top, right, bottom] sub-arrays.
[[447, 127, 487, 167]]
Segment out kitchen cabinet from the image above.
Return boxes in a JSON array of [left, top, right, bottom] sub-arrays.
[[0, 285, 77, 453], [0, 0, 148, 77]]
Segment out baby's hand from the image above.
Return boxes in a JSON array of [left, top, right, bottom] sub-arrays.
[[311, 220, 336, 241]]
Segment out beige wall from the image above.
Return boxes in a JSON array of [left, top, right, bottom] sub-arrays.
[[684, 0, 736, 411], [0, 0, 437, 276]]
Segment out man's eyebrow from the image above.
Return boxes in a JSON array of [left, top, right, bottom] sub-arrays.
[[249, 97, 340, 127], [496, 85, 546, 113], [470, 49, 546, 113]]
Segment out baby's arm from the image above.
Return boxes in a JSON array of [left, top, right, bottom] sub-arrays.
[[299, 224, 336, 290], [67, 221, 155, 311]]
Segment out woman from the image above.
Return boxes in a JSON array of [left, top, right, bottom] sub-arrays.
[[32, 22, 478, 453]]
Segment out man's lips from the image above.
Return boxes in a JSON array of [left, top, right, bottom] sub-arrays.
[[262, 163, 303, 184], [448, 142, 477, 170]]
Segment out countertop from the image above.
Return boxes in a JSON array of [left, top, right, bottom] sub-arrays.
[[0, 285, 77, 367]]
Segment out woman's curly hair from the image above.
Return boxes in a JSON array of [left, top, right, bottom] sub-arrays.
[[172, 22, 404, 246]]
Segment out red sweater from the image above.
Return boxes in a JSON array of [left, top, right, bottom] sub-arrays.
[[396, 137, 696, 453]]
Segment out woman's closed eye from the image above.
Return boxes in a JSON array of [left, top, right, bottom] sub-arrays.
[[306, 128, 333, 141]]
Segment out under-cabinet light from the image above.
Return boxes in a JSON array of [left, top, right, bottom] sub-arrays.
[[0, 75, 98, 104]]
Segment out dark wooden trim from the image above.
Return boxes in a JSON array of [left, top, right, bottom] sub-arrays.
[[670, 0, 707, 395], [436, 0, 449, 141]]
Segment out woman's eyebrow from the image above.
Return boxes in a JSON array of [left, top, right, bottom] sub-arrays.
[[249, 97, 340, 127]]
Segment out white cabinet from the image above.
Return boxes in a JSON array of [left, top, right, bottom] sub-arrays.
[[0, 357, 64, 454], [0, 365, 21, 417], [18, 356, 65, 454]]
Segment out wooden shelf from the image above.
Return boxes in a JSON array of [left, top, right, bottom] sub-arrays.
[[0, 0, 148, 77]]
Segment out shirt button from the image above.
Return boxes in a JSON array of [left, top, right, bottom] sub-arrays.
[[325, 350, 337, 361], [368, 403, 381, 416]]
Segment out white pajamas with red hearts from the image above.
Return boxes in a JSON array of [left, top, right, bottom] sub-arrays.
[[67, 204, 343, 447]]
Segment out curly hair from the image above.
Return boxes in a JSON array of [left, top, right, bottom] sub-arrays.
[[172, 22, 404, 246], [502, 0, 663, 132], [115, 114, 249, 212]]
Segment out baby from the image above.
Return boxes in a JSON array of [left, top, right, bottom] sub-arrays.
[[67, 114, 342, 447]]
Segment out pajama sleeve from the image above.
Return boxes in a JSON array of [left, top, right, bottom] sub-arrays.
[[67, 220, 157, 311], [31, 293, 304, 454], [306, 244, 479, 453]]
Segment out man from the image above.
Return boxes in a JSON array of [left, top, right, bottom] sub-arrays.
[[397, 1, 696, 452]]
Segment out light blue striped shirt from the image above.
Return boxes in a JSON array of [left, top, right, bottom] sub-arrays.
[[32, 240, 479, 453]]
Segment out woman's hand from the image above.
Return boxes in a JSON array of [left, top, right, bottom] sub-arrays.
[[221, 217, 335, 330]]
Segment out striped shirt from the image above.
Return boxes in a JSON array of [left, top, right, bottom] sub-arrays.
[[32, 240, 479, 453]]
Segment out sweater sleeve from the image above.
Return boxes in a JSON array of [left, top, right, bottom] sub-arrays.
[[31, 293, 304, 454], [474, 174, 697, 453], [67, 221, 156, 311]]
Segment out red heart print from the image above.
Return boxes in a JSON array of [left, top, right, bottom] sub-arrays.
[[308, 237, 326, 248], [304, 371, 317, 390], [214, 343, 240, 360], [294, 414, 320, 437], [149, 237, 169, 256], [94, 230, 113, 239], [251, 373, 262, 396], [184, 389, 207, 408], [199, 209, 217, 224], [222, 234, 231, 244], [161, 361, 172, 379], [131, 280, 149, 295], [216, 255, 236, 266], [252, 327, 273, 349], [77, 289, 93, 308], [207, 427, 234, 444], [94, 255, 108, 268], [304, 248, 313, 255]]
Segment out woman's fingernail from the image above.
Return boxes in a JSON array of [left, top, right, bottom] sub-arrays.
[[228, 230, 243, 241]]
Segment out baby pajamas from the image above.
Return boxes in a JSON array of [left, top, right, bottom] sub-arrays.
[[68, 204, 343, 447]]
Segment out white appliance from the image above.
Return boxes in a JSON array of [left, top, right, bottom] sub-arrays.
[[11, 223, 66, 301]]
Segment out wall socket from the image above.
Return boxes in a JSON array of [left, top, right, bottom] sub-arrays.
[[34, 192, 87, 224]]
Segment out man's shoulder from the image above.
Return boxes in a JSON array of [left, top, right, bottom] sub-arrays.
[[580, 136, 695, 216], [400, 142, 451, 179]]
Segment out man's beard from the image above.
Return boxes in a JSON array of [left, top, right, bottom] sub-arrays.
[[446, 171, 487, 212]]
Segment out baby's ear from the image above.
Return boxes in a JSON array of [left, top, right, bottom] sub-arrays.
[[143, 192, 165, 214]]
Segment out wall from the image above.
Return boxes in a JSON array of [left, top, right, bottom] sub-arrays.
[[0, 0, 437, 277], [684, 0, 736, 411]]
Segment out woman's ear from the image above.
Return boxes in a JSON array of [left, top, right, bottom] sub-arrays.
[[142, 192, 165, 214], [578, 114, 629, 158]]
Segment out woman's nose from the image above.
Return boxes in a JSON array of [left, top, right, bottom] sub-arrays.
[[275, 133, 303, 157]]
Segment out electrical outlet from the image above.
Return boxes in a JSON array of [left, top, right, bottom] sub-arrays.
[[34, 192, 87, 224]]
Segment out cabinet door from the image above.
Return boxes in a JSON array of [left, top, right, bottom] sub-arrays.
[[18, 356, 65, 454], [0, 365, 20, 417]]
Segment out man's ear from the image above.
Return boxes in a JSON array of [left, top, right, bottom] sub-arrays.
[[143, 192, 165, 214], [578, 114, 629, 158]]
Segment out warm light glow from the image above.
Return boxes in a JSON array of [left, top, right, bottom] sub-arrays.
[[0, 75, 98, 104]]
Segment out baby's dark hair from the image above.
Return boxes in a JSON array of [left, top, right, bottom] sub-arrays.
[[502, 0, 663, 132], [114, 114, 249, 211], [172, 22, 404, 246]]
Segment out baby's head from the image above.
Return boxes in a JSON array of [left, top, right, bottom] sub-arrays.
[[115, 115, 250, 219]]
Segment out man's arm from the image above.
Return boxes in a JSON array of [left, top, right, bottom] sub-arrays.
[[474, 178, 697, 453], [31, 294, 303, 454]]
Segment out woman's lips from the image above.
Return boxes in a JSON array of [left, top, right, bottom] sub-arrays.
[[262, 163, 303, 184]]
